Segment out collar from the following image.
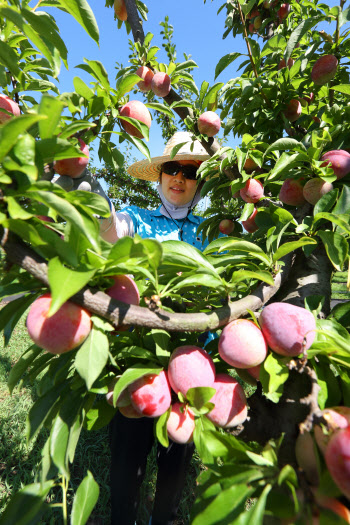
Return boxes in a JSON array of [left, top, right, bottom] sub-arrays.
[[151, 206, 199, 224]]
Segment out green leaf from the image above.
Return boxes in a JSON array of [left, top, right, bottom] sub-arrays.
[[0, 481, 53, 525], [47, 257, 95, 316], [156, 407, 170, 448], [118, 115, 150, 141], [0, 40, 20, 77], [116, 73, 141, 97], [0, 114, 45, 162], [58, 120, 96, 140], [204, 238, 271, 265], [202, 83, 224, 110], [38, 95, 63, 139], [169, 141, 187, 159], [285, 18, 319, 62], [236, 484, 272, 525], [318, 231, 349, 271], [214, 53, 242, 79], [240, 202, 254, 222], [0, 293, 37, 347], [149, 329, 171, 366], [145, 102, 174, 118], [174, 60, 198, 72], [73, 77, 95, 100], [313, 212, 350, 235], [71, 471, 100, 525], [50, 414, 70, 477], [75, 327, 109, 390], [313, 189, 339, 215], [8, 345, 42, 394], [264, 138, 306, 157], [229, 270, 274, 286], [331, 84, 350, 96], [161, 241, 219, 275], [119, 132, 151, 162], [24, 188, 100, 253], [273, 237, 317, 262], [260, 353, 290, 403], [27, 382, 67, 442], [332, 185, 350, 215], [186, 387, 216, 409], [84, 398, 116, 431], [56, 0, 99, 44]]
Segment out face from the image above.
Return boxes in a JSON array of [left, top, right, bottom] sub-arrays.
[[161, 160, 199, 206]]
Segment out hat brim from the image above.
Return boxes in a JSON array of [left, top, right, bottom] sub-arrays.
[[127, 153, 210, 181]]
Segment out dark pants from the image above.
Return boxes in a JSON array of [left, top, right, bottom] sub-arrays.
[[109, 411, 195, 525]]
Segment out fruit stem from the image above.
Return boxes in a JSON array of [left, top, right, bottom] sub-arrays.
[[62, 476, 68, 525], [32, 0, 42, 11]]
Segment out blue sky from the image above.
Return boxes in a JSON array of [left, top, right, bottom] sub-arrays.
[[31, 0, 341, 165]]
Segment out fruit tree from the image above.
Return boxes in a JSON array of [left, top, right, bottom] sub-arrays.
[[1, 0, 350, 523]]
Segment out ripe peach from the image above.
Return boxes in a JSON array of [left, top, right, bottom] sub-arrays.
[[54, 138, 89, 178], [136, 66, 154, 92], [313, 492, 350, 523], [168, 345, 216, 396], [219, 319, 268, 368], [242, 207, 259, 233], [114, 0, 127, 21], [247, 364, 261, 380], [26, 293, 92, 354], [283, 99, 302, 122], [151, 72, 171, 98], [279, 178, 306, 206], [303, 178, 333, 205], [295, 431, 319, 486], [240, 179, 264, 203], [206, 374, 248, 428], [167, 403, 195, 444], [119, 100, 151, 139], [311, 55, 338, 86], [314, 407, 350, 454], [197, 111, 221, 137], [219, 219, 235, 235], [128, 370, 172, 418], [278, 58, 295, 70], [244, 158, 258, 172], [278, 3, 290, 21], [325, 426, 350, 499], [0, 94, 20, 123], [259, 302, 316, 357], [106, 274, 140, 305], [320, 150, 350, 180], [119, 404, 143, 418]]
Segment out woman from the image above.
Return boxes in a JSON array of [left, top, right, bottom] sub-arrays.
[[99, 131, 216, 525]]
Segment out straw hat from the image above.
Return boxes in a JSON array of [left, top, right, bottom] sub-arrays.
[[127, 131, 210, 181]]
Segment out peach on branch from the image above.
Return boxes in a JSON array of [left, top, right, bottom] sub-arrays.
[[197, 111, 221, 137], [167, 403, 195, 444], [136, 66, 154, 92], [151, 72, 171, 98], [119, 100, 152, 139], [219, 319, 268, 368], [128, 370, 172, 418], [303, 178, 333, 205], [254, 15, 262, 30], [240, 179, 264, 203], [325, 426, 350, 500], [206, 374, 248, 428], [26, 293, 92, 354], [248, 23, 255, 34], [106, 274, 140, 305], [244, 158, 258, 172], [219, 219, 235, 235], [311, 55, 338, 86], [283, 99, 302, 122], [242, 207, 259, 233], [320, 150, 350, 180], [106, 377, 142, 418], [279, 178, 306, 206], [0, 94, 20, 123], [278, 58, 295, 70], [259, 302, 316, 357], [314, 406, 350, 454], [114, 0, 127, 21], [313, 492, 350, 524], [53, 138, 89, 178], [168, 345, 216, 396], [277, 3, 290, 21]]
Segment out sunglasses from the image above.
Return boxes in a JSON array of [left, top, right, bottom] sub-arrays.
[[161, 161, 198, 180]]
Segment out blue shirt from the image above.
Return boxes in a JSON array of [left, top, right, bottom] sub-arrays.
[[120, 205, 210, 252]]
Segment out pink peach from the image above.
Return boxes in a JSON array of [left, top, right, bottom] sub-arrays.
[[242, 207, 259, 233], [279, 178, 306, 206], [240, 179, 264, 203], [151, 72, 171, 98], [311, 55, 338, 86], [128, 370, 172, 418], [168, 345, 216, 396], [303, 178, 333, 205], [219, 319, 268, 368], [206, 374, 247, 428], [325, 426, 350, 499], [167, 403, 195, 444], [136, 66, 154, 92], [0, 94, 20, 123], [320, 150, 350, 180], [119, 100, 152, 139], [54, 138, 89, 178], [197, 111, 221, 137]]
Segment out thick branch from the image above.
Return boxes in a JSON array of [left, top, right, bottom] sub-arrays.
[[124, 0, 144, 43], [2, 234, 292, 332]]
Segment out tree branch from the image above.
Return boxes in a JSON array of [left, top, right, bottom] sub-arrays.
[[1, 233, 292, 332]]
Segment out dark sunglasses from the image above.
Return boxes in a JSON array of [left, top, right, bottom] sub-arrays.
[[161, 161, 198, 180]]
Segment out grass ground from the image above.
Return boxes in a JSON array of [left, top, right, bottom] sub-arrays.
[[0, 271, 349, 524]]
